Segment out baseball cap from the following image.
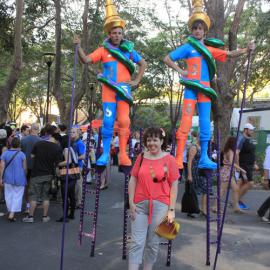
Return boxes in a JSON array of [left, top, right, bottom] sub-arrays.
[[0, 129, 7, 139], [244, 123, 255, 130]]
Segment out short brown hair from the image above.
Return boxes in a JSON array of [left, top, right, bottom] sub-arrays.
[[143, 127, 167, 151], [192, 20, 208, 32]]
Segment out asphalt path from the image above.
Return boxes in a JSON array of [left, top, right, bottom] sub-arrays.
[[0, 166, 269, 270]]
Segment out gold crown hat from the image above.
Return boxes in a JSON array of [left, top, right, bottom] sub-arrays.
[[188, 0, 211, 32], [104, 0, 126, 33]]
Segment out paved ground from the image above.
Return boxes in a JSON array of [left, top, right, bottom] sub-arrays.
[[0, 166, 270, 270]]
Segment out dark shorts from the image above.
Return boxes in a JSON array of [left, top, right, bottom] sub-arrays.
[[240, 165, 253, 182], [26, 169, 32, 184], [29, 175, 53, 201]]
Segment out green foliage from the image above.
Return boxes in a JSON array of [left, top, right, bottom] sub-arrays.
[[132, 103, 171, 132]]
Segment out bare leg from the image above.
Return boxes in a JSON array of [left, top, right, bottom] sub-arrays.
[[202, 194, 207, 214], [238, 181, 253, 200], [231, 180, 242, 212], [43, 200, 50, 216], [143, 262, 154, 270], [29, 201, 37, 216], [8, 212, 14, 219]]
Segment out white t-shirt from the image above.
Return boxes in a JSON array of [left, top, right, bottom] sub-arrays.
[[263, 145, 270, 171]]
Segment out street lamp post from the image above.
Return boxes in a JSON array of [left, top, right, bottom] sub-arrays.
[[43, 52, 55, 124]]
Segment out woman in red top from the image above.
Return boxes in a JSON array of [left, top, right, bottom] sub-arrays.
[[128, 127, 179, 270]]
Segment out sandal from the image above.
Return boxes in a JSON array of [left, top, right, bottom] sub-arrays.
[[8, 217, 16, 222]]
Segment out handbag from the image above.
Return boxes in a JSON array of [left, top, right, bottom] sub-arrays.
[[155, 216, 180, 240], [181, 181, 200, 214], [59, 147, 81, 181]]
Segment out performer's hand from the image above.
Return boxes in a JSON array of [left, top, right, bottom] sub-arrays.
[[125, 80, 139, 88], [73, 35, 81, 46], [129, 203, 137, 220], [187, 176, 192, 182], [178, 69, 188, 77], [167, 210, 175, 223], [247, 41, 255, 51]]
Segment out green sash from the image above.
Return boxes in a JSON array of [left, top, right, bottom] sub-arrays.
[[179, 36, 224, 101], [103, 39, 135, 75]]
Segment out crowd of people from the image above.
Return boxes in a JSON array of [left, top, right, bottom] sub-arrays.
[[0, 121, 269, 270]]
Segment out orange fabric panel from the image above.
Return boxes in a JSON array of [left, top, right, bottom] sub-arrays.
[[186, 57, 202, 80], [206, 46, 227, 62], [197, 92, 211, 102]]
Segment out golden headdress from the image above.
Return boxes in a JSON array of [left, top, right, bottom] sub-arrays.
[[104, 0, 126, 33], [188, 0, 211, 32]]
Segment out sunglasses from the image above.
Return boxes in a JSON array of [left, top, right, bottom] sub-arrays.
[[149, 163, 168, 183]]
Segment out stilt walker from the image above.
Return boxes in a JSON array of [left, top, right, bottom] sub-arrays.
[[74, 0, 146, 168], [164, 0, 254, 171], [163, 0, 255, 266]]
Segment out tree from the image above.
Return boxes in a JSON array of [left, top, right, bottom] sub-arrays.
[[0, 0, 24, 122]]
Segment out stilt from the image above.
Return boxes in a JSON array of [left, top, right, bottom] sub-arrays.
[[78, 127, 106, 257]]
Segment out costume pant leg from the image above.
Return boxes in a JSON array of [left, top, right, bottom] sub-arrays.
[[117, 100, 131, 166], [197, 95, 217, 170], [96, 102, 116, 166], [176, 89, 196, 169]]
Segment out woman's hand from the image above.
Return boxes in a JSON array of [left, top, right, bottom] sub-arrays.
[[187, 176, 192, 182], [129, 203, 137, 220], [167, 210, 175, 223]]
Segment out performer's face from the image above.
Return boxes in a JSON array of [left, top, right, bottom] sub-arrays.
[[109, 27, 123, 46], [146, 136, 163, 155], [192, 23, 205, 40]]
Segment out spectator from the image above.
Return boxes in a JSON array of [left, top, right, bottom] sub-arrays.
[[187, 135, 208, 217], [237, 123, 259, 210], [71, 127, 86, 208], [0, 137, 27, 221], [57, 140, 79, 222], [58, 124, 68, 149], [21, 123, 42, 214], [128, 127, 179, 270], [17, 125, 30, 140], [213, 137, 247, 213], [0, 129, 7, 209], [257, 145, 270, 222], [22, 126, 62, 223]]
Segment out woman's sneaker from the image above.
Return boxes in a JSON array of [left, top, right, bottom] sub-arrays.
[[261, 216, 270, 223], [22, 216, 34, 223], [42, 216, 50, 223]]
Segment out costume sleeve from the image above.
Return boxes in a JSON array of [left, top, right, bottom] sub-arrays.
[[131, 50, 142, 64], [169, 44, 190, 61], [87, 47, 104, 64], [207, 46, 228, 62], [130, 153, 143, 179], [167, 155, 180, 184]]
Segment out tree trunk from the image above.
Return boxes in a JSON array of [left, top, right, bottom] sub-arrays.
[[207, 0, 246, 147], [52, 0, 67, 124], [0, 0, 24, 123]]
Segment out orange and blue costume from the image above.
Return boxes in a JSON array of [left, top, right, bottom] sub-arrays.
[[88, 41, 142, 166], [169, 40, 227, 169]]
